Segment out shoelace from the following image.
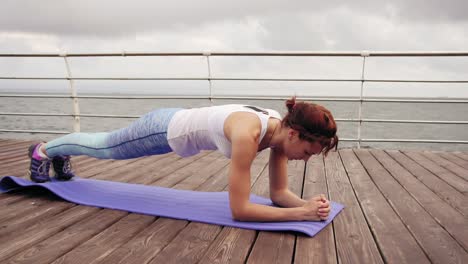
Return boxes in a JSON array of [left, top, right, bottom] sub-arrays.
[[36, 160, 50, 175], [62, 158, 72, 173]]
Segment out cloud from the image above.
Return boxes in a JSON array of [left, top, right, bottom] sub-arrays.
[[1, 1, 467, 98], [1, 0, 467, 37]]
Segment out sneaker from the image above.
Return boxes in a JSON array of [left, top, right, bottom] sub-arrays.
[[52, 155, 75, 181], [28, 143, 51, 183]]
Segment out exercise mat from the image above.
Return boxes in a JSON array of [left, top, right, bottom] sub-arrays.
[[0, 176, 344, 236]]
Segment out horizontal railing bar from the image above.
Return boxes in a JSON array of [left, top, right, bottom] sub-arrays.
[[0, 112, 73, 117], [1, 76, 468, 83], [1, 129, 466, 144], [0, 129, 70, 134], [1, 94, 467, 103], [0, 112, 141, 118], [1, 112, 467, 125], [329, 138, 468, 144], [0, 94, 211, 99], [360, 119, 468, 124], [335, 119, 468, 124], [360, 139, 468, 144], [1, 51, 468, 57]]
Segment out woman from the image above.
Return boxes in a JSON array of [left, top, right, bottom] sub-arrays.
[[28, 97, 338, 222]]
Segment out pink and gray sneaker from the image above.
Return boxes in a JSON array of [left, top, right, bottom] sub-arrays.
[[52, 155, 75, 181], [28, 143, 51, 183]]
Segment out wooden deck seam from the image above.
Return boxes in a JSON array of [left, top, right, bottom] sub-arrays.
[[35, 211, 132, 264], [369, 150, 468, 251], [402, 151, 467, 194], [385, 150, 468, 216], [337, 150, 388, 263], [325, 152, 384, 263], [354, 149, 436, 263], [354, 149, 467, 263], [207, 154, 270, 264], [2, 140, 468, 263], [1, 152, 216, 263], [52, 152, 223, 264], [421, 151, 468, 181], [322, 155, 339, 264], [384, 150, 468, 218]]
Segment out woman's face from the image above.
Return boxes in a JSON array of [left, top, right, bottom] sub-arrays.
[[283, 130, 323, 161]]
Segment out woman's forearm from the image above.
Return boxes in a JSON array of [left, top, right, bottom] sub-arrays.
[[232, 202, 307, 222], [271, 189, 307, 208]]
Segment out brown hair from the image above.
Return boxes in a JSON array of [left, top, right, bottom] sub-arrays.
[[282, 96, 338, 156]]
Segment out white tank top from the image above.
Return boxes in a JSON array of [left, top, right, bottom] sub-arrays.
[[167, 104, 281, 158]]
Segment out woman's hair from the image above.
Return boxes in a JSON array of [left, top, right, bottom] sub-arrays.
[[282, 96, 338, 156]]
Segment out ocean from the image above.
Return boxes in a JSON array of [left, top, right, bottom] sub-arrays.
[[1, 95, 467, 151]]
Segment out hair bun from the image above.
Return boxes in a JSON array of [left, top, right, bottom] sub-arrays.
[[285, 96, 297, 113]]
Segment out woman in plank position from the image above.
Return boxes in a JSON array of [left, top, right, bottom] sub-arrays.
[[28, 97, 338, 222]]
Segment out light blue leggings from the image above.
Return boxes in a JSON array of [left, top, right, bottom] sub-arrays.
[[45, 108, 182, 160]]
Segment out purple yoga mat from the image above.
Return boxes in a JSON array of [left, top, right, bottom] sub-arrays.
[[0, 176, 344, 236]]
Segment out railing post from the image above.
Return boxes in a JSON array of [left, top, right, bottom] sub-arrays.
[[62, 54, 81, 132], [204, 52, 213, 105], [357, 51, 369, 148]]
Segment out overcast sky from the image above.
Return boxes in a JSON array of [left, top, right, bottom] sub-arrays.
[[1, 0, 467, 97]]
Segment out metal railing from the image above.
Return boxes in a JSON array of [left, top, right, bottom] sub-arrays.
[[1, 51, 467, 147]]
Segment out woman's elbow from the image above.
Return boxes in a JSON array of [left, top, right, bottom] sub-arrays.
[[270, 192, 284, 206], [230, 205, 249, 221]]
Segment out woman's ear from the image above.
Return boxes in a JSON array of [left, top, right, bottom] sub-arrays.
[[288, 129, 299, 141]]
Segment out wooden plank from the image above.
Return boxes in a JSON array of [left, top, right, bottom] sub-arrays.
[[197, 151, 269, 264], [0, 158, 150, 238], [98, 218, 188, 264], [355, 149, 468, 264], [95, 154, 215, 264], [437, 152, 468, 170], [422, 151, 468, 181], [152, 151, 226, 188], [0, 206, 100, 262], [0, 157, 162, 261], [0, 193, 27, 206], [386, 150, 468, 217], [0, 153, 28, 164], [148, 152, 270, 264], [6, 210, 129, 264], [52, 214, 156, 264], [403, 151, 467, 194], [453, 152, 468, 161], [131, 151, 211, 185], [4, 153, 211, 264], [340, 149, 430, 263], [295, 155, 337, 264], [246, 160, 305, 264], [324, 151, 384, 264], [0, 157, 130, 227], [0, 157, 101, 206], [53, 152, 230, 264], [0, 145, 31, 159], [0, 141, 33, 150], [0, 194, 64, 223], [149, 222, 222, 264], [77, 153, 177, 182], [0, 157, 130, 229], [133, 154, 231, 264], [198, 227, 257, 264], [0, 163, 28, 178], [0, 201, 74, 238], [0, 159, 29, 174], [371, 149, 468, 250]]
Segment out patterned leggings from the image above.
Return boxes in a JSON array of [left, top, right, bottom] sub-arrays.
[[45, 108, 182, 160]]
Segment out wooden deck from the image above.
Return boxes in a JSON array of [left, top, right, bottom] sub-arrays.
[[0, 139, 467, 264]]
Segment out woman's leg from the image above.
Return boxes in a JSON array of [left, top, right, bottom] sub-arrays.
[[44, 108, 182, 160]]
